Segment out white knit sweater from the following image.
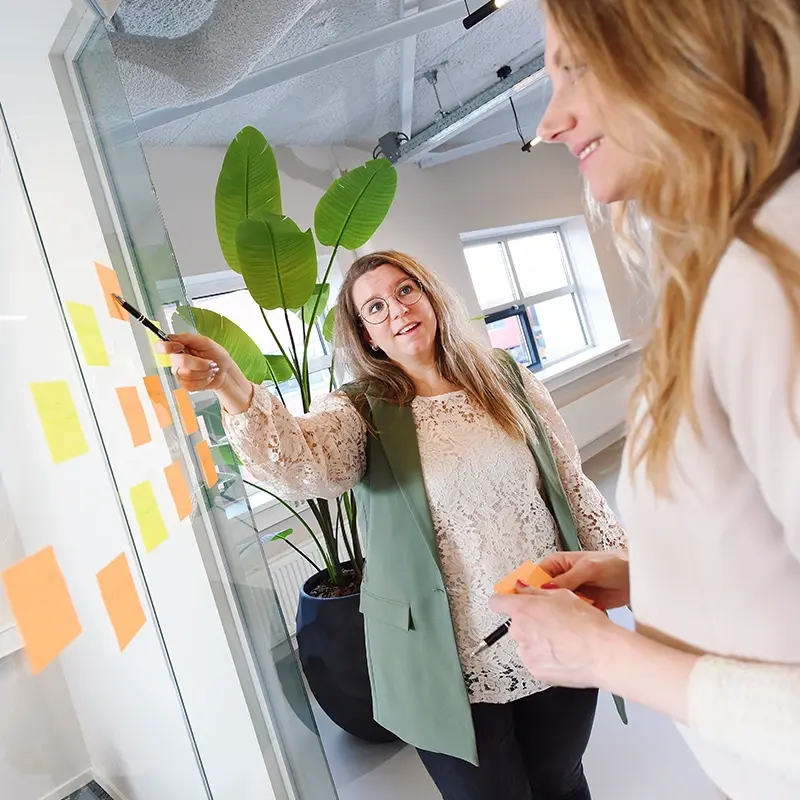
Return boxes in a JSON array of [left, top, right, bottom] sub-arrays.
[[617, 173, 800, 799]]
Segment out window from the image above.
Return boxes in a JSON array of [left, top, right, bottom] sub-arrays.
[[173, 259, 339, 512], [463, 229, 590, 369]]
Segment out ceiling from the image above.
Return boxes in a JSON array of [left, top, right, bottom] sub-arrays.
[[112, 0, 551, 160]]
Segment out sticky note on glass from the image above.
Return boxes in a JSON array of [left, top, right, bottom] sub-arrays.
[[97, 553, 146, 651], [1, 546, 82, 674], [195, 440, 218, 488], [95, 262, 127, 321], [147, 325, 172, 369], [30, 381, 89, 464], [164, 460, 192, 520], [66, 301, 110, 367], [116, 387, 152, 447], [174, 388, 199, 435], [130, 481, 169, 553], [143, 375, 172, 429]]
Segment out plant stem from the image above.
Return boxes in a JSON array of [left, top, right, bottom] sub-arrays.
[[280, 537, 321, 572], [281, 306, 304, 406], [264, 360, 286, 406], [243, 480, 332, 573], [329, 354, 336, 391], [259, 307, 301, 385], [343, 490, 364, 572]]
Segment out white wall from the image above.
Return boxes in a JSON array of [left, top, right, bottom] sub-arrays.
[[0, 3, 276, 798]]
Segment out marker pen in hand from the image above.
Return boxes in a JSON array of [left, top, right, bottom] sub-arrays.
[[112, 293, 184, 352]]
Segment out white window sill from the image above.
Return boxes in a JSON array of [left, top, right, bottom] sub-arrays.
[[0, 624, 23, 660], [535, 340, 640, 392]]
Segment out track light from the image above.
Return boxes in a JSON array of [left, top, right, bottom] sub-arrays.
[[463, 0, 512, 30]]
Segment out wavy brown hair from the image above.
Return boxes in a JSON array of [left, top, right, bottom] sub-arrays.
[[543, 0, 800, 491], [335, 250, 534, 442]]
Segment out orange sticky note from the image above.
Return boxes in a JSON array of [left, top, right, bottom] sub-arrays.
[[96, 553, 146, 652], [494, 561, 554, 595], [164, 460, 192, 520], [95, 262, 127, 321], [494, 560, 595, 605], [116, 387, 152, 447], [195, 440, 218, 488], [174, 388, 199, 436], [1, 546, 82, 674], [143, 375, 172, 429]]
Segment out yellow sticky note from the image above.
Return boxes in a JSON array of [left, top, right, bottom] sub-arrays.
[[30, 381, 89, 464], [1, 546, 82, 674], [66, 301, 110, 367], [130, 481, 169, 553], [97, 553, 146, 652], [147, 326, 172, 369]]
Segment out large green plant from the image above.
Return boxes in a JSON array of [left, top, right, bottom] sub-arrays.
[[178, 126, 397, 589]]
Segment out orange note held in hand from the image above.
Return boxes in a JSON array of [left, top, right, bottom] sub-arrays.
[[494, 559, 594, 605]]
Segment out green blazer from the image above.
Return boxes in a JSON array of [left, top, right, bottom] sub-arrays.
[[342, 352, 624, 764]]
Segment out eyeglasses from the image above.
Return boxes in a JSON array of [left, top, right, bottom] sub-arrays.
[[358, 278, 424, 325]]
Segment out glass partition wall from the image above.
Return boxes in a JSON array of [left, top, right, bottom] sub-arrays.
[[0, 0, 337, 798]]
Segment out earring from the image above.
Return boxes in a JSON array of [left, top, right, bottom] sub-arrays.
[[370, 343, 380, 352]]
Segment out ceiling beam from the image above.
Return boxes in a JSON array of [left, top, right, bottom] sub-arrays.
[[418, 130, 522, 168], [134, 0, 465, 135], [399, 0, 420, 136], [391, 54, 547, 164]]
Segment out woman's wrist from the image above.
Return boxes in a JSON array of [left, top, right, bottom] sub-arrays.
[[217, 370, 254, 416], [590, 624, 698, 724]]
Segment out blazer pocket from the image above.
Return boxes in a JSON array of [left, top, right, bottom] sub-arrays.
[[359, 587, 412, 630]]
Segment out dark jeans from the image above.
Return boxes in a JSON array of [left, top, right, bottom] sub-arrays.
[[417, 687, 598, 800]]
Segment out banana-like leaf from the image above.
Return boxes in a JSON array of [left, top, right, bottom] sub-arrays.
[[236, 212, 317, 310], [213, 442, 242, 469], [291, 283, 330, 325], [173, 305, 269, 385], [322, 306, 336, 343], [264, 354, 293, 383], [314, 159, 397, 250], [215, 127, 282, 274], [268, 528, 294, 542]]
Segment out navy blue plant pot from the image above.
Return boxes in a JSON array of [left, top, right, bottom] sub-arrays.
[[296, 564, 397, 743]]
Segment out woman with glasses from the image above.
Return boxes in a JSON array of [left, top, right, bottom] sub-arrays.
[[160, 250, 626, 800]]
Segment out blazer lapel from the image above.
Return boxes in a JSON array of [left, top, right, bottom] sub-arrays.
[[367, 396, 440, 566]]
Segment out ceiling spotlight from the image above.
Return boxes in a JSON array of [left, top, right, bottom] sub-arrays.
[[463, 0, 512, 30]]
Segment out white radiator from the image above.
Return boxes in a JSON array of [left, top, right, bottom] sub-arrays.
[[269, 539, 320, 636], [558, 376, 632, 453]]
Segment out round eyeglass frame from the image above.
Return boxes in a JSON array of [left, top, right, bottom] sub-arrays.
[[358, 279, 424, 325]]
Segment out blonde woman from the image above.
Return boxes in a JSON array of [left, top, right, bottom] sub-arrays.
[[490, 2, 800, 799], [160, 251, 626, 799]]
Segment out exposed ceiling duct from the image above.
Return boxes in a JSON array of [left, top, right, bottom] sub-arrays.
[[385, 52, 546, 164]]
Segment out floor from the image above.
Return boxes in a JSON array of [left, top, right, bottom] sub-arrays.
[[311, 441, 724, 800]]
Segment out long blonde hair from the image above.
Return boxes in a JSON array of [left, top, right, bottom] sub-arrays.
[[335, 250, 533, 442], [543, 0, 800, 491]]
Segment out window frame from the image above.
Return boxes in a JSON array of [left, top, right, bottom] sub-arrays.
[[463, 225, 593, 371]]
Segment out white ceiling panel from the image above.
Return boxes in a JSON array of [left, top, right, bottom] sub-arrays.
[[115, 0, 546, 161]]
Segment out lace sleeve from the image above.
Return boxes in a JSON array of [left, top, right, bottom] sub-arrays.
[[520, 368, 628, 552], [689, 656, 800, 782], [222, 385, 367, 501]]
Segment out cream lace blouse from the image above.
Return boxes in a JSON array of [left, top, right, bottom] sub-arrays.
[[224, 366, 626, 704]]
